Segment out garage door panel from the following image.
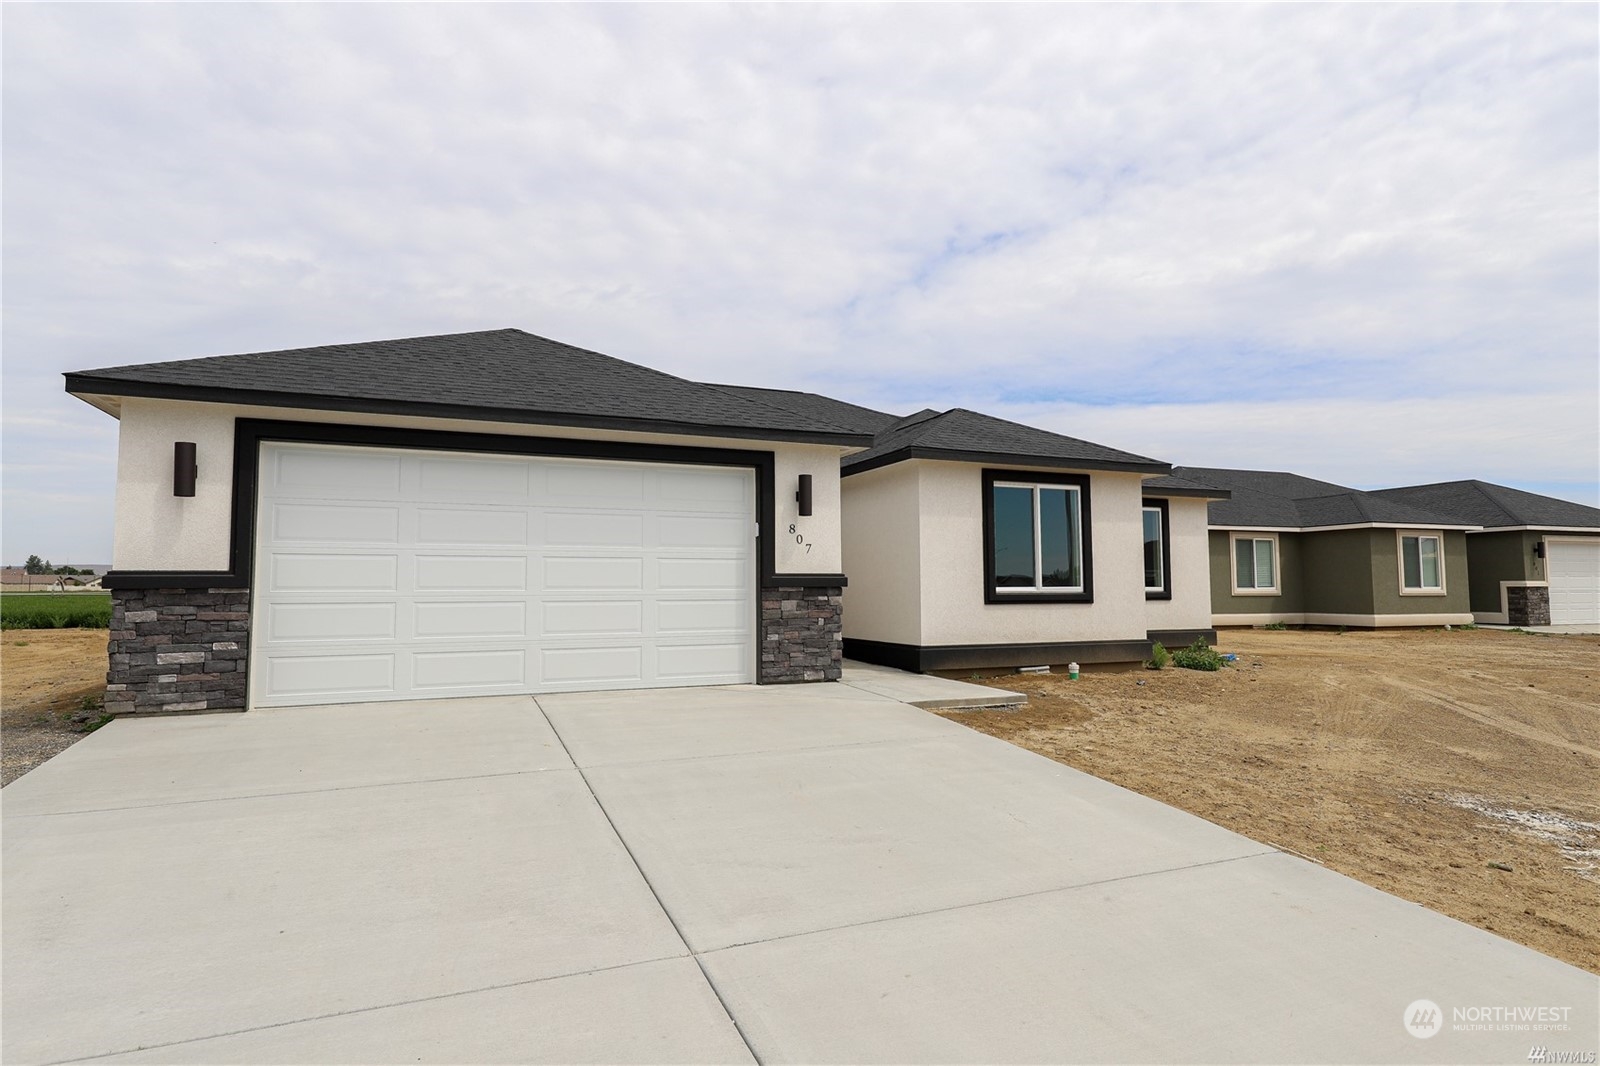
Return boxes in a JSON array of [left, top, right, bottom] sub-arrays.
[[659, 514, 748, 549], [546, 512, 645, 548], [657, 468, 749, 508], [267, 603, 397, 643], [655, 643, 749, 679], [267, 654, 396, 698], [416, 508, 528, 547], [254, 443, 754, 706], [412, 601, 529, 640], [1547, 540, 1600, 625], [545, 464, 645, 501], [269, 554, 399, 593], [417, 456, 530, 500], [272, 504, 400, 544], [273, 450, 402, 496], [658, 557, 746, 590], [415, 556, 529, 592], [542, 646, 644, 685], [413, 649, 526, 690], [657, 599, 747, 634], [542, 600, 645, 637], [544, 557, 645, 591]]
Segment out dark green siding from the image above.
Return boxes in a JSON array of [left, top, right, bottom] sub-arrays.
[[1369, 529, 1471, 616], [1210, 530, 1303, 617], [1301, 530, 1377, 615], [1465, 531, 1541, 614]]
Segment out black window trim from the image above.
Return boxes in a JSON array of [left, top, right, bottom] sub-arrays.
[[981, 468, 1094, 605], [1142, 497, 1172, 601]]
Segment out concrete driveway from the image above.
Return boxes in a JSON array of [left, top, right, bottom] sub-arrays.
[[4, 683, 1595, 1064]]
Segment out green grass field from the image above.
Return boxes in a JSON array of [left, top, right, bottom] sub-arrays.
[[0, 592, 112, 630]]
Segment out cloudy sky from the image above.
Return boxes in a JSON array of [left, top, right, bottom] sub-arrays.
[[4, 3, 1596, 563]]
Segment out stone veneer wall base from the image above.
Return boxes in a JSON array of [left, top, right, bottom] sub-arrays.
[[1506, 584, 1551, 627], [106, 588, 250, 715], [760, 586, 843, 683]]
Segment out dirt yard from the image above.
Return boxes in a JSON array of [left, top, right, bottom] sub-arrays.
[[946, 627, 1600, 973], [2, 629, 107, 786]]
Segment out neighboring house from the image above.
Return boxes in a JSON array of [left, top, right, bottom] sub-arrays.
[[834, 409, 1226, 671], [67, 329, 874, 715], [0, 567, 100, 591], [1371, 481, 1600, 626], [1173, 467, 1480, 629]]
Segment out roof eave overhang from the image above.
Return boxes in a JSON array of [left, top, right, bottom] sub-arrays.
[[1473, 525, 1600, 534], [62, 376, 877, 449], [1143, 486, 1233, 500], [841, 446, 1169, 478], [1209, 522, 1483, 533]]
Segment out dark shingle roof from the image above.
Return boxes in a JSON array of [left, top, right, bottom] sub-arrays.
[[843, 408, 1168, 475], [1372, 480, 1600, 530], [1174, 467, 1476, 529], [65, 328, 875, 446], [710, 384, 901, 435]]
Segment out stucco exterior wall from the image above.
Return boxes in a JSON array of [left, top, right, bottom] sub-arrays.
[[1143, 496, 1213, 634], [1466, 531, 1542, 614], [106, 398, 848, 576], [1301, 530, 1377, 615], [1368, 529, 1471, 617], [916, 462, 1148, 646], [839, 464, 923, 646], [1210, 530, 1305, 619]]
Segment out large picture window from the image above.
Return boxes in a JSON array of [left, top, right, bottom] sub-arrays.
[[1232, 534, 1278, 594], [1399, 531, 1445, 593], [982, 470, 1093, 604], [1143, 500, 1170, 599]]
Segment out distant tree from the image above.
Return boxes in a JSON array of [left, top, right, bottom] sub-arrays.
[[53, 565, 82, 576], [24, 555, 45, 574]]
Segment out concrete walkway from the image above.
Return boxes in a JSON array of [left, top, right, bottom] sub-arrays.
[[841, 658, 1026, 709], [3, 683, 1595, 1064]]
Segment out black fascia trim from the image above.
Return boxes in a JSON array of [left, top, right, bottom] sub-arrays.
[[843, 637, 1153, 672], [61, 376, 875, 448], [981, 468, 1095, 605], [1143, 498, 1172, 601], [1143, 486, 1232, 500], [843, 446, 1169, 478], [101, 570, 247, 590]]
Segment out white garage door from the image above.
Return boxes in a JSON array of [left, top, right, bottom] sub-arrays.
[[1546, 539, 1600, 626], [251, 442, 756, 707]]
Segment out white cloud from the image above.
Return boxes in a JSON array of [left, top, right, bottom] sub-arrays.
[[2, 3, 1595, 559]]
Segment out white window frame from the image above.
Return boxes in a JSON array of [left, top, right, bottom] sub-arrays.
[[1397, 529, 1447, 596], [992, 480, 1084, 595], [1230, 532, 1280, 595], [1142, 505, 1166, 594]]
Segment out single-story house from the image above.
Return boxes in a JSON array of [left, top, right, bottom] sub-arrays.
[[1371, 481, 1600, 626], [68, 328, 1228, 714], [834, 410, 1226, 672], [1171, 467, 1481, 629], [67, 329, 874, 714]]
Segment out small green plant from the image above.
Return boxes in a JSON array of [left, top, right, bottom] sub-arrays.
[[1144, 642, 1170, 670], [1336, 625, 1348, 635], [1172, 637, 1225, 672], [1454, 623, 1478, 630], [1263, 621, 1288, 631]]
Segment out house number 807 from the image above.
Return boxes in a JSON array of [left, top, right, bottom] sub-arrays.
[[788, 523, 812, 552]]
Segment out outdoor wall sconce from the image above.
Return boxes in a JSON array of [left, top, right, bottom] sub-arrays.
[[173, 442, 197, 497], [796, 474, 813, 517], [1534, 542, 1546, 559]]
